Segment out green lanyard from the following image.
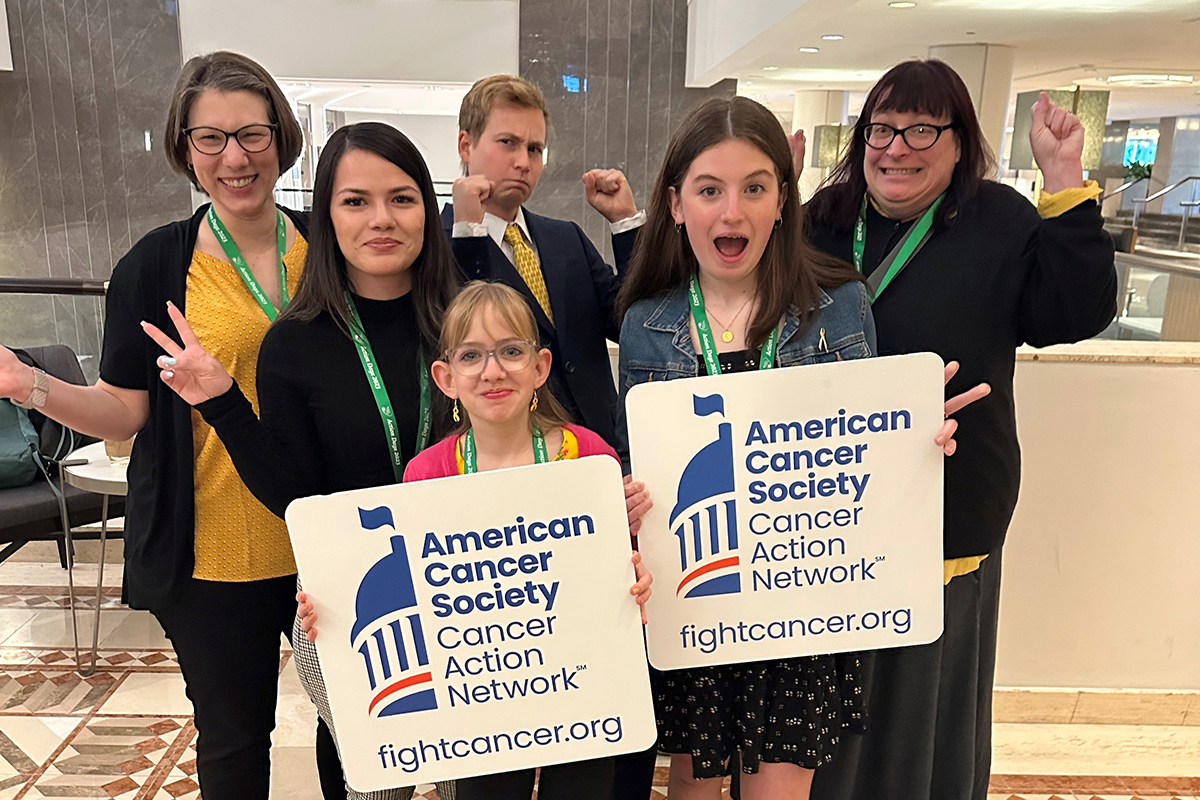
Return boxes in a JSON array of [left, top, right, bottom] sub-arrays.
[[852, 193, 944, 303], [344, 292, 432, 482], [687, 274, 778, 376], [462, 427, 549, 474], [206, 206, 289, 321]]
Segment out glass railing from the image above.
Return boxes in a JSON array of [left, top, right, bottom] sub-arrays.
[[1110, 251, 1200, 341]]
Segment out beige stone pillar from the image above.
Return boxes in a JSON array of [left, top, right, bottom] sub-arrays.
[[791, 90, 849, 202], [928, 44, 1015, 171]]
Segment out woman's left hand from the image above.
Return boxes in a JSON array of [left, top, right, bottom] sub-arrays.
[[624, 474, 653, 539], [630, 552, 653, 624], [1029, 91, 1086, 193], [935, 361, 991, 456]]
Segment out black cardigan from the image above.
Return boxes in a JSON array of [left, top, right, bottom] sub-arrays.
[[807, 182, 1117, 559], [99, 203, 309, 610]]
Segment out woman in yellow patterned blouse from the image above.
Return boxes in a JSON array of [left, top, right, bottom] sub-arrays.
[[0, 51, 332, 799]]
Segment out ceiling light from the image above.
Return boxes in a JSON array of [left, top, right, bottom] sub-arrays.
[[798, 46, 820, 53], [822, 34, 844, 40], [743, 80, 755, 86], [763, 66, 779, 71], [1106, 74, 1194, 87], [889, 1, 917, 7]]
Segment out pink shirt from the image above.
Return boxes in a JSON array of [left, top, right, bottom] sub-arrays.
[[402, 424, 620, 482]]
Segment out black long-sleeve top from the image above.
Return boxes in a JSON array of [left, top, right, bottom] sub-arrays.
[[195, 293, 424, 518], [807, 181, 1118, 558]]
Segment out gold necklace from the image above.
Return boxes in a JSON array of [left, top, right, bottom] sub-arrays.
[[705, 295, 753, 343]]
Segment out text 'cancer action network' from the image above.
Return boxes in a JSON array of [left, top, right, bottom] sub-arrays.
[[418, 514, 596, 709], [741, 406, 911, 592]]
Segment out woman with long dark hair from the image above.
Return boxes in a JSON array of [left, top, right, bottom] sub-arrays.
[[142, 122, 460, 800], [803, 60, 1117, 800], [614, 95, 975, 800]]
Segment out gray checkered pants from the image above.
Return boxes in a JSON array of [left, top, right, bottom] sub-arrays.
[[291, 602, 457, 800]]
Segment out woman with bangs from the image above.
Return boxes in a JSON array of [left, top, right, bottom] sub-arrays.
[[802, 60, 1118, 800]]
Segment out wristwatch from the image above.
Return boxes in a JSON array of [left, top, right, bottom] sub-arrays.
[[14, 367, 48, 410]]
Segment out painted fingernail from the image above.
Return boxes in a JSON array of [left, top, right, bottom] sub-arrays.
[[163, 370, 174, 379], [162, 357, 177, 367]]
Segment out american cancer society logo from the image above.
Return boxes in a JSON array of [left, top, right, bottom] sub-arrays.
[[352, 506, 438, 717], [672, 394, 741, 599]]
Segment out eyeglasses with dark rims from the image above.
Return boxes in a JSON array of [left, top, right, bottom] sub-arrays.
[[861, 122, 956, 151], [183, 123, 278, 155]]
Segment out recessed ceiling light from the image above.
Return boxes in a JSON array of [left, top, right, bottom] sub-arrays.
[[763, 66, 779, 71], [822, 34, 844, 40], [889, 1, 917, 7], [798, 46, 820, 53], [1106, 74, 1194, 87], [743, 80, 755, 86]]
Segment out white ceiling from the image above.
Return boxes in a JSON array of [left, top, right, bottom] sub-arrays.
[[280, 80, 473, 117], [722, 0, 1200, 122]]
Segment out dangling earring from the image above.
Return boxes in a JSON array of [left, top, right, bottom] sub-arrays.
[[452, 399, 460, 423], [530, 392, 539, 413], [675, 223, 683, 234], [774, 217, 782, 228]]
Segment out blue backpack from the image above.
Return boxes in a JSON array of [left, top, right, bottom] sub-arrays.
[[0, 398, 40, 489]]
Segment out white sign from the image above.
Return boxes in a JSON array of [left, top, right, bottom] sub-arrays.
[[0, 0, 11, 72], [626, 353, 945, 670], [286, 457, 657, 791]]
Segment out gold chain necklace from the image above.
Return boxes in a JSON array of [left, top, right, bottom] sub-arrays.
[[705, 295, 754, 343]]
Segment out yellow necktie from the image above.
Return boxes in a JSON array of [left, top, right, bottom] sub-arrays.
[[503, 223, 554, 324]]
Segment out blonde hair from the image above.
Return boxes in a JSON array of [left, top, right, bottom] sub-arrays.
[[458, 74, 551, 144], [439, 281, 572, 434]]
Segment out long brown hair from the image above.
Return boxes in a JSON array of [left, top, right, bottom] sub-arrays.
[[438, 281, 572, 435], [806, 59, 996, 236], [282, 123, 460, 434], [617, 96, 858, 348]]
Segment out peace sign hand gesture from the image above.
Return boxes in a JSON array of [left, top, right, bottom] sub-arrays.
[[1029, 91, 1086, 194], [141, 302, 233, 405]]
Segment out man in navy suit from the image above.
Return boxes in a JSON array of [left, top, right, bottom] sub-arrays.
[[441, 74, 644, 453]]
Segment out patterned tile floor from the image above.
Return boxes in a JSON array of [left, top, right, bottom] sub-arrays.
[[0, 562, 1195, 799]]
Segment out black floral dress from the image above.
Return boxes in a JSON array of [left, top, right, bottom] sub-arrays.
[[652, 349, 866, 779]]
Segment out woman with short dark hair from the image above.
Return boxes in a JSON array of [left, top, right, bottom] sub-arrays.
[[0, 50, 315, 797], [804, 59, 1118, 800]]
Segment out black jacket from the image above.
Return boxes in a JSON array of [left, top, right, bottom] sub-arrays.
[[99, 204, 308, 609], [440, 205, 636, 452], [807, 182, 1117, 559]]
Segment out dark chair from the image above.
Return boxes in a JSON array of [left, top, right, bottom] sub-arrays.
[[0, 345, 126, 566]]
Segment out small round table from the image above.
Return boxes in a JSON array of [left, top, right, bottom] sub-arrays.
[[58, 441, 128, 676]]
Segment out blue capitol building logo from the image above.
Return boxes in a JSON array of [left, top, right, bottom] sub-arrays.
[[351, 506, 438, 717], [671, 395, 741, 598]]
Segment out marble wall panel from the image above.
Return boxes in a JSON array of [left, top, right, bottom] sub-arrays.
[[520, 0, 734, 266], [0, 0, 190, 381]]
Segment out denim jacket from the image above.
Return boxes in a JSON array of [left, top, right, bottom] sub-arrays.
[[615, 280, 876, 464]]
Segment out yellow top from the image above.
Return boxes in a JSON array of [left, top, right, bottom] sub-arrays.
[[455, 427, 578, 474], [187, 235, 306, 582], [943, 180, 1099, 585], [1037, 179, 1102, 218]]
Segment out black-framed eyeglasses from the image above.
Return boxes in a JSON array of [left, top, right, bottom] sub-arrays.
[[445, 339, 539, 376], [862, 122, 956, 151], [183, 124, 278, 155]]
